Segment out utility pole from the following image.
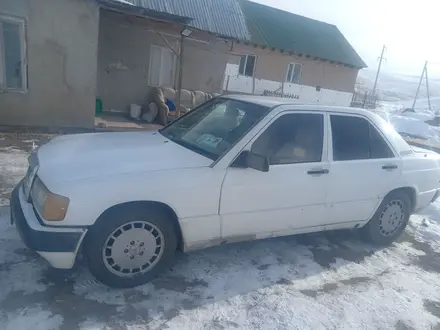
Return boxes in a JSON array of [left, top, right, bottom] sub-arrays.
[[372, 45, 386, 96], [412, 61, 428, 110], [425, 63, 431, 111]]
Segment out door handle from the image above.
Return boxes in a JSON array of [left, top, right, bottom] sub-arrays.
[[382, 164, 398, 170], [307, 169, 329, 175]]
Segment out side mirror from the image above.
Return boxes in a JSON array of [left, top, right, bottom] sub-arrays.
[[243, 150, 269, 172]]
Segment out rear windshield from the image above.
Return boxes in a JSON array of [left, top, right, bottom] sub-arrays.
[[374, 114, 414, 155]]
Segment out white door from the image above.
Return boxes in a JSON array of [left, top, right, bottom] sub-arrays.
[[219, 112, 330, 240], [327, 114, 403, 224]]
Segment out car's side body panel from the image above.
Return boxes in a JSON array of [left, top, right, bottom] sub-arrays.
[[398, 148, 440, 211], [43, 166, 226, 253]]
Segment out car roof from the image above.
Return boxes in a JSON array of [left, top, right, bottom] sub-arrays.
[[221, 94, 302, 107], [221, 94, 374, 117], [220, 94, 413, 154]]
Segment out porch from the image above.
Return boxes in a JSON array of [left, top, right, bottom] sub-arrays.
[[95, 111, 162, 131], [93, 5, 230, 130]]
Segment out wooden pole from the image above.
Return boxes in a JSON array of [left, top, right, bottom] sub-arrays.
[[175, 34, 185, 118], [362, 91, 368, 109]]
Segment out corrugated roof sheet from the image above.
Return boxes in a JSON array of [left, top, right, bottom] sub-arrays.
[[242, 1, 367, 68], [111, 0, 251, 40], [98, 0, 193, 24]]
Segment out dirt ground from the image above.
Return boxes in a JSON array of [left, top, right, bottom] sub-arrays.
[[2, 133, 440, 330]]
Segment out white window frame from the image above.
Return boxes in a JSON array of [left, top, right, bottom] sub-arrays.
[[285, 62, 302, 84], [148, 45, 177, 88], [0, 14, 27, 92], [238, 54, 256, 77]]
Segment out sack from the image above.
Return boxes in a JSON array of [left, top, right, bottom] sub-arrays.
[[142, 102, 159, 123]]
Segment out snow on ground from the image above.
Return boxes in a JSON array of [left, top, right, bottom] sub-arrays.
[[379, 97, 440, 143], [2, 136, 440, 329]]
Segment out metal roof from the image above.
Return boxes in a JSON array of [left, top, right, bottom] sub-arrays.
[[98, 0, 193, 24], [98, 0, 364, 68], [108, 0, 251, 40], [242, 1, 367, 69]]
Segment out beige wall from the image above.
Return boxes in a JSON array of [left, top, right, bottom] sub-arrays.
[[0, 0, 99, 128], [230, 43, 359, 93], [97, 10, 231, 112]]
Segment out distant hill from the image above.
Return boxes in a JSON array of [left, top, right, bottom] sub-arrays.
[[357, 69, 440, 102]]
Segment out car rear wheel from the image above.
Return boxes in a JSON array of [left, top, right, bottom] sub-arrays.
[[360, 191, 411, 245], [85, 205, 177, 288]]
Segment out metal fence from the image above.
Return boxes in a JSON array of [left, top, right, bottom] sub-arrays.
[[351, 91, 378, 109], [262, 90, 300, 99]]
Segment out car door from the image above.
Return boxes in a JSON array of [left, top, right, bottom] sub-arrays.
[[219, 111, 330, 240], [327, 113, 403, 224]]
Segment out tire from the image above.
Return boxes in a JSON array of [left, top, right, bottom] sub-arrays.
[[360, 191, 411, 245], [84, 204, 177, 288]]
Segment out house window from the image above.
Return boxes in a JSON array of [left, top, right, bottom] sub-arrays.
[[238, 54, 256, 77], [286, 62, 302, 84], [0, 15, 26, 91], [149, 45, 176, 87]]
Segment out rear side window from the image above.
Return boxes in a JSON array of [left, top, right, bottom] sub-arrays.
[[370, 124, 394, 158], [331, 115, 394, 161]]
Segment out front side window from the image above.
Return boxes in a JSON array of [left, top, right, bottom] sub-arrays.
[[0, 15, 26, 91], [331, 115, 394, 161], [238, 54, 256, 77], [160, 98, 268, 161], [286, 62, 302, 84], [149, 45, 176, 87], [252, 113, 324, 165]]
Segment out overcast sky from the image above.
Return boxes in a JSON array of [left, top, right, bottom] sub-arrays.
[[252, 0, 440, 77]]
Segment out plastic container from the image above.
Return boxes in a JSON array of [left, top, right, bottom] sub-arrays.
[[130, 104, 142, 120]]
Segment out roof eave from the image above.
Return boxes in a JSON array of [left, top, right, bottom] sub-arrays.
[[236, 39, 368, 69], [96, 0, 193, 25]]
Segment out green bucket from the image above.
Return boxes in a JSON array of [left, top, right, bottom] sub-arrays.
[[95, 98, 103, 115]]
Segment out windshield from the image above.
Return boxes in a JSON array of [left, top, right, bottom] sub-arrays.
[[159, 98, 269, 161]]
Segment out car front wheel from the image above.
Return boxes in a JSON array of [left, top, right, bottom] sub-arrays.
[[85, 205, 177, 288], [360, 191, 411, 245]]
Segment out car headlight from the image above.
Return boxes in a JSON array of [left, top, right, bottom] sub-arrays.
[[31, 177, 69, 221]]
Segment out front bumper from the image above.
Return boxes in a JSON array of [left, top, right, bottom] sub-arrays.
[[10, 183, 87, 269]]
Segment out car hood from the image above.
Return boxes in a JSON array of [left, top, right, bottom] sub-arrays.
[[36, 131, 212, 184]]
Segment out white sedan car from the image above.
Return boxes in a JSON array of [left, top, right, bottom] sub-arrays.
[[10, 95, 440, 287]]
